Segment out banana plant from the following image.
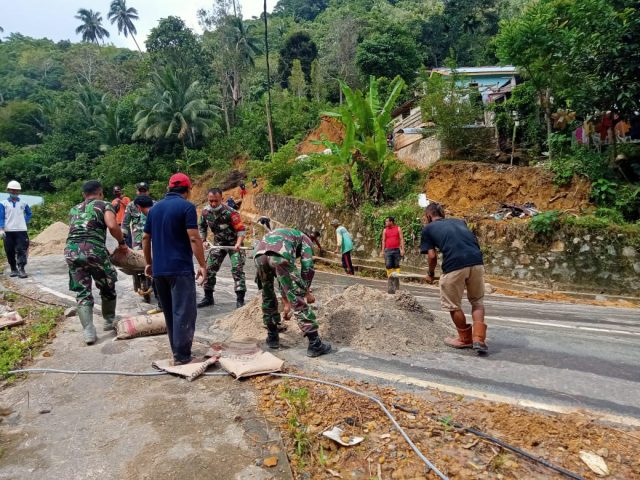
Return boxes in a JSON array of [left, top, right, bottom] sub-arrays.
[[323, 75, 405, 206]]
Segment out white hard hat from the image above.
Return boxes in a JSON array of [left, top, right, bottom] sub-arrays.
[[7, 180, 21, 190]]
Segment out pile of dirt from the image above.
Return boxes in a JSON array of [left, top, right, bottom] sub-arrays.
[[426, 161, 592, 216], [297, 116, 345, 154], [30, 222, 68, 256], [216, 285, 455, 356]]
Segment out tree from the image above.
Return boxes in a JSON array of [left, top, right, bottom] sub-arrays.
[[310, 59, 325, 102], [273, 0, 329, 21], [0, 100, 45, 145], [355, 25, 421, 83], [133, 67, 217, 150], [146, 17, 208, 80], [278, 32, 317, 88], [75, 9, 110, 45], [324, 76, 405, 206], [288, 60, 307, 98], [108, 0, 142, 53]]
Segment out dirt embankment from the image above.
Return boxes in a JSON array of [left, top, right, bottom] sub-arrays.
[[425, 162, 592, 216], [298, 116, 345, 155]]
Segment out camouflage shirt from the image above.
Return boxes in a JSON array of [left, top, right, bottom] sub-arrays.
[[121, 201, 148, 250], [254, 228, 315, 284], [199, 204, 246, 246], [66, 199, 115, 252]]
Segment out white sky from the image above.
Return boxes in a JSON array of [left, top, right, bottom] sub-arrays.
[[0, 0, 273, 50]]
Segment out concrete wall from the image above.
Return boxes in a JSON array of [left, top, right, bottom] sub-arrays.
[[252, 193, 640, 295], [395, 136, 442, 170]]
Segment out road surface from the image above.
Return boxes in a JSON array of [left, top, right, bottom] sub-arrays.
[[15, 253, 640, 425]]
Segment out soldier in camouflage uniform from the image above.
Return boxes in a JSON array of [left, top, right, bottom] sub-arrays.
[[254, 228, 331, 357], [65, 180, 128, 345], [122, 182, 151, 250], [198, 188, 247, 309]]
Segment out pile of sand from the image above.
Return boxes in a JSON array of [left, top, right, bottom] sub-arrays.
[[214, 285, 455, 356], [30, 222, 69, 256]]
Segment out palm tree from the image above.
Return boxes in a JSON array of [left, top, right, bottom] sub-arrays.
[[108, 0, 142, 53], [75, 9, 110, 45], [133, 67, 216, 150]]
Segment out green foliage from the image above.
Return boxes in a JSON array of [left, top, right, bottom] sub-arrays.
[[594, 207, 625, 225], [75, 8, 111, 45], [134, 67, 218, 148], [361, 199, 423, 249], [29, 192, 79, 234], [0, 303, 62, 375], [548, 145, 609, 186], [590, 178, 619, 206], [278, 32, 318, 88], [529, 210, 560, 236], [324, 76, 406, 206], [92, 144, 171, 190], [420, 72, 483, 157], [355, 25, 421, 83], [0, 100, 44, 145]]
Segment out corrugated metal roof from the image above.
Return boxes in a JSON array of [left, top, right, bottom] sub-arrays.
[[431, 66, 518, 75]]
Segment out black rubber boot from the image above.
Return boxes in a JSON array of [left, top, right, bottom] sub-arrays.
[[266, 323, 280, 349], [306, 331, 331, 358], [236, 291, 245, 308], [197, 290, 214, 308]]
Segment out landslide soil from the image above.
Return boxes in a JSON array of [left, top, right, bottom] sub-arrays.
[[255, 373, 640, 479], [298, 116, 344, 154], [425, 161, 592, 216], [216, 285, 455, 356]]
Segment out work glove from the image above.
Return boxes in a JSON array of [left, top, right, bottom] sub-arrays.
[[0, 229, 5, 239]]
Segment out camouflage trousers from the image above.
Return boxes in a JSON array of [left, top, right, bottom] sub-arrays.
[[64, 243, 117, 307], [204, 248, 246, 293], [254, 253, 318, 334]]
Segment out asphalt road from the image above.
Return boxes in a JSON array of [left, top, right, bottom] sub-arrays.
[[18, 254, 640, 425]]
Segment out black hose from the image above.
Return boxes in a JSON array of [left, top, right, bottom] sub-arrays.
[[434, 416, 585, 480]]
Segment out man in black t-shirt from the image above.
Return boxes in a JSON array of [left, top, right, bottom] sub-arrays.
[[420, 203, 488, 354]]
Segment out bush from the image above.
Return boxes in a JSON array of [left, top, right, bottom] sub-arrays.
[[529, 210, 560, 236], [594, 207, 625, 224], [549, 146, 609, 186], [590, 178, 619, 206], [361, 199, 423, 249]]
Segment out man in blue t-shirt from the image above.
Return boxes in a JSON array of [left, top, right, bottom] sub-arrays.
[[142, 173, 207, 365], [420, 202, 488, 354], [331, 219, 354, 275]]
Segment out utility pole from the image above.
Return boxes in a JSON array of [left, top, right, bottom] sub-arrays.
[[263, 0, 275, 154]]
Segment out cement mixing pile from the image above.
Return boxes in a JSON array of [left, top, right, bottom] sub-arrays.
[[215, 284, 456, 357], [29, 222, 69, 256]]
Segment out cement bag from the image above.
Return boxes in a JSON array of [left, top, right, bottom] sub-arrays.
[[207, 341, 284, 378], [110, 248, 146, 275], [115, 313, 166, 339]]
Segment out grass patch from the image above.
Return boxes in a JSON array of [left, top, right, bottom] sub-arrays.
[[0, 295, 62, 376]]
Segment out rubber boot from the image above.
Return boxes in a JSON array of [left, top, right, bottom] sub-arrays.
[[393, 276, 400, 292], [197, 289, 214, 308], [77, 305, 97, 345], [101, 297, 117, 331], [472, 322, 488, 355], [387, 276, 396, 294], [306, 331, 332, 358], [266, 323, 280, 349], [444, 325, 473, 349], [236, 291, 245, 309], [18, 267, 28, 279], [9, 269, 19, 277]]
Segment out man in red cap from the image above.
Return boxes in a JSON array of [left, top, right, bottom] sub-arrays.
[[142, 173, 207, 365]]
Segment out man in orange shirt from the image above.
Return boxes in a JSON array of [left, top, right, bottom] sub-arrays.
[[111, 186, 130, 226]]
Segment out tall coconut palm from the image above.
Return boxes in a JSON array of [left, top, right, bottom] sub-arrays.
[[133, 67, 216, 150], [108, 0, 142, 53], [75, 9, 110, 45]]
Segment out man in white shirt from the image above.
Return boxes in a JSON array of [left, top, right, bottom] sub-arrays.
[[0, 181, 32, 278]]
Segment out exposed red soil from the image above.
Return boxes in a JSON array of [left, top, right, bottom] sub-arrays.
[[298, 116, 345, 154]]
